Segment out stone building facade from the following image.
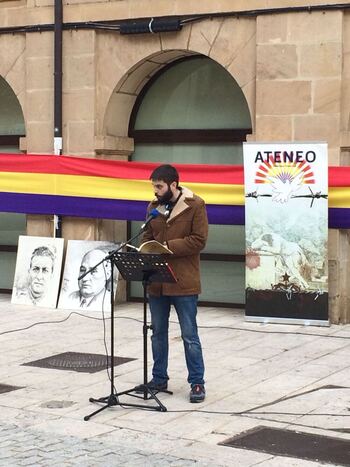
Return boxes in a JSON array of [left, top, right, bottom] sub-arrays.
[[0, 0, 350, 322]]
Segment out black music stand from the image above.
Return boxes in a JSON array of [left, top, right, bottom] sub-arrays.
[[84, 251, 176, 419]]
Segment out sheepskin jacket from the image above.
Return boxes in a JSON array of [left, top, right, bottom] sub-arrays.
[[142, 186, 208, 296]]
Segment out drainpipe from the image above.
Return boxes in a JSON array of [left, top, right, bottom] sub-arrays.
[[54, 0, 63, 238]]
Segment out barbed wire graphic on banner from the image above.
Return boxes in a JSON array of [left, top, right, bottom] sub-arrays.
[[247, 158, 327, 207]]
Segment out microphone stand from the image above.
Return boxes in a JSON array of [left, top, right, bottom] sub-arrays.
[[83, 220, 167, 421], [78, 228, 147, 283], [78, 211, 159, 285]]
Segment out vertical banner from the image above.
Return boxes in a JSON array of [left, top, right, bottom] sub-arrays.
[[244, 142, 328, 325]]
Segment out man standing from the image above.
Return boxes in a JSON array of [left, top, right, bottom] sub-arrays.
[[142, 164, 208, 403]]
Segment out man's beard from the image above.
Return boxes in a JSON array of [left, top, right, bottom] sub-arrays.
[[156, 186, 173, 205]]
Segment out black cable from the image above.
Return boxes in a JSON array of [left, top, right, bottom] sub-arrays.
[[116, 316, 350, 341], [1, 312, 349, 341], [100, 264, 119, 397], [2, 3, 350, 36], [101, 284, 112, 384], [109, 404, 350, 422], [163, 409, 350, 417], [1, 308, 349, 421], [0, 311, 103, 336], [240, 413, 350, 434], [246, 411, 350, 416], [196, 323, 350, 340]]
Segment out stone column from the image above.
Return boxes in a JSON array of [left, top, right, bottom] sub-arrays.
[[25, 31, 55, 237], [61, 30, 97, 241]]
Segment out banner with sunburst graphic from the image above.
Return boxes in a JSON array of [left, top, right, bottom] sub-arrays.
[[244, 142, 328, 325]]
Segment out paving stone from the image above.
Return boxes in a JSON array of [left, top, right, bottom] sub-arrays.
[[0, 298, 349, 466]]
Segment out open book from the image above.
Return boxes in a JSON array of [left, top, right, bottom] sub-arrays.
[[127, 240, 173, 254]]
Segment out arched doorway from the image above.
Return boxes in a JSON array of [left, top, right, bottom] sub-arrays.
[[128, 56, 252, 307], [0, 76, 26, 293]]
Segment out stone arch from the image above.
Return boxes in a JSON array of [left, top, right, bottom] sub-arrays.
[[103, 50, 197, 139], [0, 76, 25, 136], [0, 34, 26, 125], [96, 16, 256, 154]]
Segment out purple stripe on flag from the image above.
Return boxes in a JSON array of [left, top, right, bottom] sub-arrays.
[[0, 192, 148, 220], [0, 192, 244, 224], [329, 208, 350, 229], [0, 192, 347, 228], [207, 204, 245, 225]]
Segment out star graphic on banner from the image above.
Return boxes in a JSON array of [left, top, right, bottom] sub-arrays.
[[282, 272, 290, 283]]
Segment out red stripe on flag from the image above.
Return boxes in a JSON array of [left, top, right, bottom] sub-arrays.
[[0, 154, 244, 184], [1, 153, 350, 187]]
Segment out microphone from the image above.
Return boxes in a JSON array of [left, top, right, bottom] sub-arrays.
[[140, 208, 159, 230], [164, 203, 171, 218]]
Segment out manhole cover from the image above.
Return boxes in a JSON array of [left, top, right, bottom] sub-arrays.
[[0, 384, 23, 394], [22, 352, 136, 373], [220, 426, 350, 466]]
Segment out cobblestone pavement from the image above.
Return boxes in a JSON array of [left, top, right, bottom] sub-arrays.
[[0, 298, 349, 466], [0, 422, 213, 467]]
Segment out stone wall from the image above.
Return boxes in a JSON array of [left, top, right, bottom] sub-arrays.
[[0, 1, 350, 321], [1, 1, 348, 26], [254, 10, 349, 323]]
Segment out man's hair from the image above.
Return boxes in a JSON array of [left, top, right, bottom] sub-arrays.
[[30, 246, 55, 272], [150, 164, 179, 187]]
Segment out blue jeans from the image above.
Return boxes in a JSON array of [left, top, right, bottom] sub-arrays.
[[148, 294, 205, 386]]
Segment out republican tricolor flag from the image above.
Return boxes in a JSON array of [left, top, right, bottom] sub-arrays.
[[0, 153, 348, 228]]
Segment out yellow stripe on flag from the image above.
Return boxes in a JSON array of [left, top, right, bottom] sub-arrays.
[[0, 172, 245, 205], [329, 187, 350, 208]]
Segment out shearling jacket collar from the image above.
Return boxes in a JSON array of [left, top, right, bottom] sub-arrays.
[[154, 186, 193, 222]]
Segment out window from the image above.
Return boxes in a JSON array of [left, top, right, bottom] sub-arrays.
[[0, 76, 26, 292], [128, 56, 251, 307]]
